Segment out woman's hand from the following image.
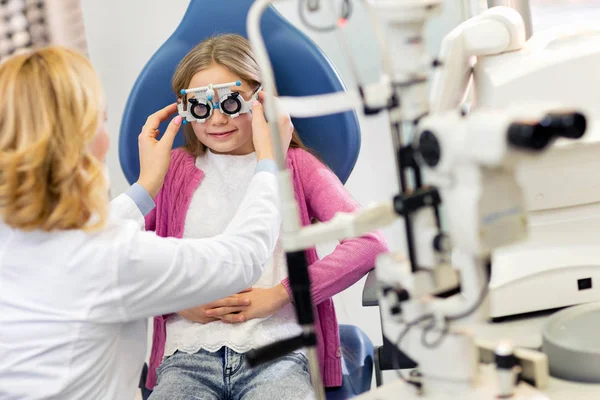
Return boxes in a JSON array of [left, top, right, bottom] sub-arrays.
[[210, 284, 291, 324], [257, 91, 294, 139], [136, 103, 182, 199], [251, 92, 293, 161], [178, 288, 253, 324]]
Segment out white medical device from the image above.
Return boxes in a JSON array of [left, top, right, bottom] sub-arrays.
[[245, 0, 600, 399], [421, 0, 600, 320], [479, 29, 600, 320]]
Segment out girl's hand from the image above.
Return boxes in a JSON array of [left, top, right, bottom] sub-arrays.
[[177, 304, 219, 324], [214, 285, 291, 324], [178, 288, 252, 324], [137, 103, 182, 199], [251, 93, 293, 161]]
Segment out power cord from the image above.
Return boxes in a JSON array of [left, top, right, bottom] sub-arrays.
[[446, 281, 489, 322], [392, 273, 491, 389], [421, 317, 449, 349], [298, 0, 352, 33], [393, 312, 434, 392]]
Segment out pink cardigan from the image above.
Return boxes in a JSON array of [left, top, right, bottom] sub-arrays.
[[144, 147, 388, 389]]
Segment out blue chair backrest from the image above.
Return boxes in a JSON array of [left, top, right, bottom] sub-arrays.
[[119, 0, 361, 184]]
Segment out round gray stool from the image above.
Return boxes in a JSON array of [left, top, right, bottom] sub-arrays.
[[543, 302, 600, 383]]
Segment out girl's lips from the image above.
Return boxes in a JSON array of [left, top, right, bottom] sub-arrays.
[[208, 129, 236, 139]]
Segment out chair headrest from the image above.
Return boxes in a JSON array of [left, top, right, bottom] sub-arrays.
[[119, 0, 361, 184]]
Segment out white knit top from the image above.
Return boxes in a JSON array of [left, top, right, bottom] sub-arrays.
[[164, 150, 301, 356]]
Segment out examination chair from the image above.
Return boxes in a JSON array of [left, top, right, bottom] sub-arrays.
[[119, 1, 373, 398]]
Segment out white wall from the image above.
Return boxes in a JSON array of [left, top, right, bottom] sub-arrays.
[[81, 1, 190, 198], [81, 0, 463, 352]]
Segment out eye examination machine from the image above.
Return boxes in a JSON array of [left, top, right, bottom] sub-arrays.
[[242, 0, 600, 398]]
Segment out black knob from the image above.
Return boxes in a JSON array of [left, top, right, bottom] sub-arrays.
[[540, 112, 586, 139], [418, 130, 441, 167], [508, 112, 586, 151], [507, 122, 553, 151], [433, 233, 450, 252]]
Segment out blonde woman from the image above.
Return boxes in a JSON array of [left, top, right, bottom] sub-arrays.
[[0, 47, 292, 400]]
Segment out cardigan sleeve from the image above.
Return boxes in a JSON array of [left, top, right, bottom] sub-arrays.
[[280, 150, 389, 305]]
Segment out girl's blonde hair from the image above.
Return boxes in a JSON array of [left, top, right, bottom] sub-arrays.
[[0, 47, 108, 232], [172, 33, 310, 156]]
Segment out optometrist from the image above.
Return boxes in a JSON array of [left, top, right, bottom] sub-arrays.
[[0, 48, 292, 400]]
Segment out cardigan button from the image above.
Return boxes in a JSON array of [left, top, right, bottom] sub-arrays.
[[336, 348, 342, 358]]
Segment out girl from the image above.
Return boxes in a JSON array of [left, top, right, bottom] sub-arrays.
[[146, 34, 388, 400], [0, 47, 287, 400]]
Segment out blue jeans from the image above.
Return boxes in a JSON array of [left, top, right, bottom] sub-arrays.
[[148, 348, 315, 400]]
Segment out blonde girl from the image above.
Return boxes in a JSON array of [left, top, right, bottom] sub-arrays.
[[144, 34, 388, 400]]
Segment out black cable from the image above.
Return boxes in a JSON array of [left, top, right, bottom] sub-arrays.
[[393, 267, 490, 355], [446, 277, 490, 321], [298, 0, 352, 33], [394, 313, 434, 349], [393, 313, 432, 391], [425, 277, 490, 350], [390, 267, 490, 386], [421, 318, 449, 349], [395, 369, 422, 393]]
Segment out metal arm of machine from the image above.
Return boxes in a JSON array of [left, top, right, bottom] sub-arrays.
[[429, 6, 526, 113], [248, 1, 589, 399], [247, 3, 325, 400], [281, 201, 398, 251], [245, 2, 444, 398]]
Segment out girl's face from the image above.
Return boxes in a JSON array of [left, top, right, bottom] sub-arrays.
[[187, 64, 256, 155]]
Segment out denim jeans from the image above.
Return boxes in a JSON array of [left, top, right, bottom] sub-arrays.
[[148, 348, 315, 400]]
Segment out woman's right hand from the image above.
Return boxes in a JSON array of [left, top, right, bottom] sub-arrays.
[[251, 93, 293, 161], [137, 103, 182, 199]]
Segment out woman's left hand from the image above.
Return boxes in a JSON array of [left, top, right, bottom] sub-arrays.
[[257, 91, 294, 135], [252, 92, 294, 158], [208, 284, 291, 324], [137, 103, 182, 199]]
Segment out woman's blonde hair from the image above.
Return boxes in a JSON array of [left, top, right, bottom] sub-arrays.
[[0, 47, 108, 232], [172, 33, 310, 156]]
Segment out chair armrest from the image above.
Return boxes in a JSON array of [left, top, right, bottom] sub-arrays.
[[362, 269, 380, 307]]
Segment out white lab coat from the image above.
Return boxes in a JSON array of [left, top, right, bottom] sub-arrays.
[[0, 171, 280, 400]]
